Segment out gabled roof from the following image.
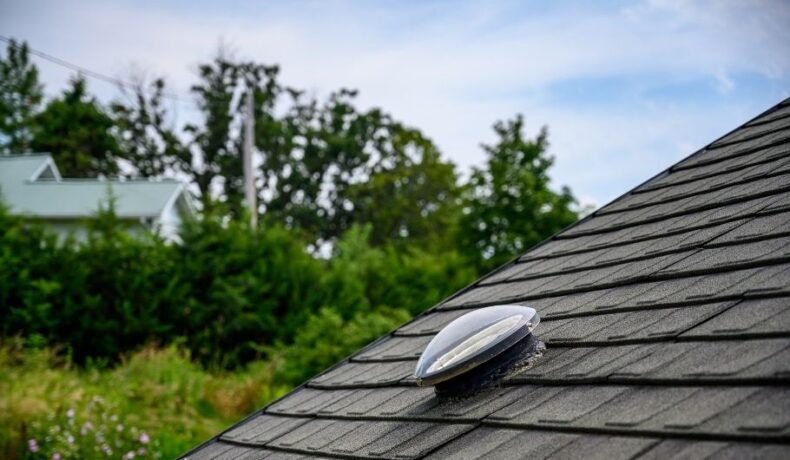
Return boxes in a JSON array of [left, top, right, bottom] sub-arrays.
[[184, 98, 790, 460], [0, 153, 189, 219]]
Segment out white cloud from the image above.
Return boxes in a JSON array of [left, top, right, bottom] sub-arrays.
[[1, 0, 788, 206], [714, 71, 735, 94]]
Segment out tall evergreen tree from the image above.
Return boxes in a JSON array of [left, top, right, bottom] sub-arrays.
[[31, 76, 122, 177], [0, 39, 43, 154]]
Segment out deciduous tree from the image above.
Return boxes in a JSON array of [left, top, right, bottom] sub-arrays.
[[460, 115, 578, 271]]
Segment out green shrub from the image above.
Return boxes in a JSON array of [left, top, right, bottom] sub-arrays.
[[273, 306, 411, 386], [0, 205, 328, 368], [0, 204, 473, 370]]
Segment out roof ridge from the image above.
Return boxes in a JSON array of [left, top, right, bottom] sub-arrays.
[[0, 152, 52, 161], [26, 178, 183, 185]]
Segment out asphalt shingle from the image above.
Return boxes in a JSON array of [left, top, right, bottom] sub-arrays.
[[222, 415, 311, 445], [425, 428, 582, 460], [265, 418, 472, 459], [683, 297, 790, 339]]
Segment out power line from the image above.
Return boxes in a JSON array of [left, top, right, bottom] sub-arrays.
[[0, 35, 195, 109]]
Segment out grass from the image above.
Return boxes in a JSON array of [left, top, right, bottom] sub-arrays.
[[0, 341, 291, 459]]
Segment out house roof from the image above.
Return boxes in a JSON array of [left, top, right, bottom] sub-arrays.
[[183, 98, 790, 460], [0, 153, 189, 219]]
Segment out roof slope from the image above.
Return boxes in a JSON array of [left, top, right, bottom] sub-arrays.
[[184, 98, 790, 460], [0, 154, 185, 218]]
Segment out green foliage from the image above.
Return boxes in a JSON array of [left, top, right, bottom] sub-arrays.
[[259, 90, 464, 247], [273, 307, 411, 386], [174, 215, 325, 366], [111, 58, 465, 248], [111, 78, 184, 179], [0, 202, 62, 340], [329, 225, 476, 316], [1, 39, 576, 264], [261, 89, 391, 242], [0, 205, 473, 370], [0, 203, 321, 367], [110, 62, 575, 260], [346, 134, 464, 250], [0, 40, 579, 392], [0, 44, 577, 369], [460, 115, 578, 271], [271, 225, 474, 385], [180, 55, 268, 216], [0, 39, 43, 153], [31, 77, 123, 177], [111, 53, 284, 218]]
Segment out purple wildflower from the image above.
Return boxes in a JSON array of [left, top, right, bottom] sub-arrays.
[[66, 408, 75, 419], [28, 439, 39, 453], [139, 433, 150, 445], [125, 451, 136, 459], [52, 453, 61, 460]]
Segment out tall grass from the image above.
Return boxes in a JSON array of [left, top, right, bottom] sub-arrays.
[[0, 341, 290, 459]]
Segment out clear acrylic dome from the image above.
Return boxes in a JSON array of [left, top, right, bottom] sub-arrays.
[[414, 305, 539, 386]]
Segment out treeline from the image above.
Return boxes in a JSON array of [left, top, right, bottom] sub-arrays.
[[0, 39, 579, 374]]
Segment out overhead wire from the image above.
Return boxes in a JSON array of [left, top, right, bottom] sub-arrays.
[[0, 35, 197, 110]]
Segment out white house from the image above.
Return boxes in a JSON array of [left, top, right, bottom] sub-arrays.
[[0, 153, 194, 242]]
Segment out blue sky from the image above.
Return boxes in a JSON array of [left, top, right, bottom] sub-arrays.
[[1, 0, 789, 208]]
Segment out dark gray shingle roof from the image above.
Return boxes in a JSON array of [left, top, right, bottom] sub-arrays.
[[183, 98, 790, 460]]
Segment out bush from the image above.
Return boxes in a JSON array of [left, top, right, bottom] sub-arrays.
[[321, 224, 476, 318], [273, 306, 411, 386], [0, 206, 473, 370], [172, 216, 326, 366]]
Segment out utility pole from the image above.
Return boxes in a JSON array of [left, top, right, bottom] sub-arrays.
[[243, 83, 258, 229]]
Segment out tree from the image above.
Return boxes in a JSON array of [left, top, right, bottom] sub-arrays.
[[113, 52, 282, 217], [109, 53, 577, 261], [181, 54, 245, 215], [259, 89, 467, 248], [31, 76, 123, 177], [115, 61, 465, 247], [111, 78, 186, 179], [346, 126, 463, 250], [259, 89, 392, 243], [0, 39, 43, 154], [460, 115, 578, 271]]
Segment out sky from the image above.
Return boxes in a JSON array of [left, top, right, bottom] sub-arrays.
[[1, 0, 789, 208]]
